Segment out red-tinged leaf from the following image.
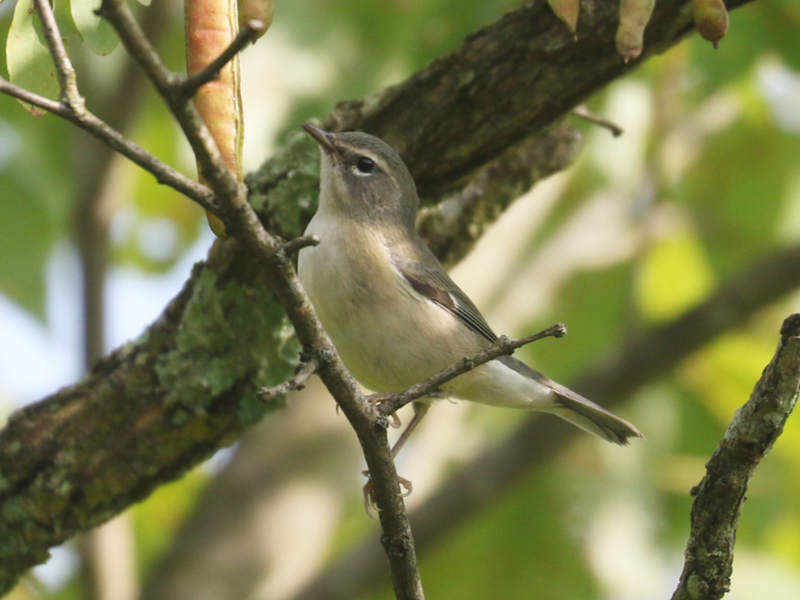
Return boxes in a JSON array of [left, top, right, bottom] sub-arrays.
[[692, 0, 730, 49], [186, 0, 243, 237]]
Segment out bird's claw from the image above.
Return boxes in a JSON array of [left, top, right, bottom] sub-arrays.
[[366, 393, 402, 428], [361, 470, 413, 517]]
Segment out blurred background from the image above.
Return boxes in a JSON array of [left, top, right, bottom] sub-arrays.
[[2, 0, 800, 598]]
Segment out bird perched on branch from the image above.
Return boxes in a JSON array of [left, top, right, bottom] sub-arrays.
[[299, 124, 642, 459]]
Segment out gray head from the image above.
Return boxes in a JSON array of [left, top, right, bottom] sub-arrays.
[[303, 124, 418, 230]]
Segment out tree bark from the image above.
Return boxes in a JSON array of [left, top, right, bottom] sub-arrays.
[[0, 0, 754, 592], [671, 314, 800, 600]]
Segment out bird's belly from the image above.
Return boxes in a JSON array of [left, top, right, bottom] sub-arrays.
[[298, 235, 484, 393]]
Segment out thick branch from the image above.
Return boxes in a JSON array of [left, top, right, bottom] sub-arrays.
[[0, 0, 756, 592], [671, 315, 800, 600]]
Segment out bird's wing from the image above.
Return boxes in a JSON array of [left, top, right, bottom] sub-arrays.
[[391, 239, 497, 343]]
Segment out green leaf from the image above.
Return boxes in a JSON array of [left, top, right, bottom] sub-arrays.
[[70, 0, 118, 55], [6, 0, 59, 116], [634, 230, 715, 322]]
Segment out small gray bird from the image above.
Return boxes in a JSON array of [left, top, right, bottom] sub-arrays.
[[299, 124, 642, 455]]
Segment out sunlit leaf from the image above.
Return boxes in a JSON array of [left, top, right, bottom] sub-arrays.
[[634, 230, 715, 322], [681, 103, 799, 276], [371, 467, 599, 599], [0, 93, 74, 317], [681, 332, 774, 422], [6, 0, 59, 116], [70, 0, 118, 55], [530, 263, 635, 379]]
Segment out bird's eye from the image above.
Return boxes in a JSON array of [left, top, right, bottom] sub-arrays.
[[355, 156, 376, 174]]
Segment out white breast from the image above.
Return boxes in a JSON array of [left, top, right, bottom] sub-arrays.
[[298, 215, 484, 392]]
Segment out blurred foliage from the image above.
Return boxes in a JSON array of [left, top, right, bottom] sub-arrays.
[[1, 0, 800, 598]]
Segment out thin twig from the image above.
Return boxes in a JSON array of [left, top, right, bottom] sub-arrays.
[[98, 0, 239, 205], [571, 106, 624, 137], [31, 0, 83, 110], [0, 77, 217, 212], [671, 314, 800, 600], [281, 234, 320, 255], [179, 20, 267, 99], [375, 323, 567, 416], [96, 3, 424, 596], [259, 358, 320, 400]]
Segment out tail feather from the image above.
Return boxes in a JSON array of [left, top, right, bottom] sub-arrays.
[[549, 394, 642, 445], [547, 381, 643, 445], [497, 356, 643, 445]]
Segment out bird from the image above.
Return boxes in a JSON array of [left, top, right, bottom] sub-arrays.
[[298, 123, 642, 461]]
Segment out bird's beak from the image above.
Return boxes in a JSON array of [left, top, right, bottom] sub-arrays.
[[302, 123, 336, 154]]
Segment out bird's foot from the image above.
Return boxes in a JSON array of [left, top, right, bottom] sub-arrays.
[[366, 392, 402, 428], [361, 470, 413, 517]]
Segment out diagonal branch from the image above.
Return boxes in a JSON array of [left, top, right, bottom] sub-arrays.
[[671, 314, 800, 600], [0, 0, 758, 594], [292, 242, 800, 600], [95, 2, 424, 596], [0, 77, 216, 210], [98, 0, 241, 207], [31, 0, 82, 109], [259, 358, 320, 401], [179, 19, 267, 99], [374, 323, 566, 416]]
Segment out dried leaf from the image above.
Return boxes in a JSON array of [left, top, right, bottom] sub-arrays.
[[692, 0, 729, 49], [547, 0, 579, 37], [239, 0, 274, 37], [186, 0, 243, 236], [616, 0, 656, 63]]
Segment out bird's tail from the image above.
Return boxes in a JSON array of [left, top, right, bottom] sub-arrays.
[[496, 356, 643, 444], [546, 380, 643, 444], [549, 391, 642, 444]]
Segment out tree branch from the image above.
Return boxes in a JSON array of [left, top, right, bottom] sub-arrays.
[[259, 358, 319, 401], [0, 0, 757, 593], [0, 76, 215, 210], [31, 0, 82, 109], [374, 324, 566, 416], [96, 2, 425, 596], [292, 242, 800, 600], [671, 314, 800, 600], [280, 234, 321, 256], [179, 19, 267, 99]]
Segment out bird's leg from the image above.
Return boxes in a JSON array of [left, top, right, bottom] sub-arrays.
[[390, 401, 430, 458], [362, 401, 431, 515]]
